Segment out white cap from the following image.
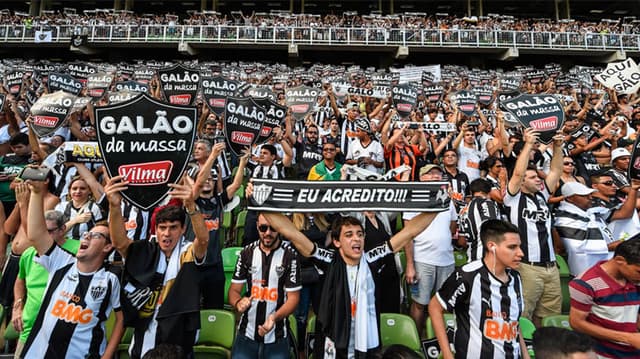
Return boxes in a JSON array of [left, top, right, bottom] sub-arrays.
[[561, 182, 596, 197], [611, 147, 631, 163]]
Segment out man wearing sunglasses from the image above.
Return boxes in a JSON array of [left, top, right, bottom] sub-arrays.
[[228, 213, 300, 359], [22, 180, 123, 359], [590, 171, 640, 249]]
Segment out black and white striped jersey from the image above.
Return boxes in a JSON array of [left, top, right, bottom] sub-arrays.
[[22, 244, 121, 359], [232, 241, 301, 343], [436, 260, 525, 359], [503, 189, 555, 263], [458, 196, 505, 262]]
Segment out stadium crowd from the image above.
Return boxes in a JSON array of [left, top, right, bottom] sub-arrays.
[[0, 56, 639, 358], [1, 8, 639, 35]]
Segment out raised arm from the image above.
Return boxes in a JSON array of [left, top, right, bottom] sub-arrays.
[[544, 132, 565, 194], [26, 179, 54, 255], [389, 212, 437, 252], [193, 142, 226, 196], [507, 128, 538, 195], [226, 149, 250, 199], [262, 212, 315, 256], [169, 176, 208, 261], [104, 176, 133, 259]]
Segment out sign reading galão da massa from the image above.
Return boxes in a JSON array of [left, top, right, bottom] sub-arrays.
[[500, 94, 564, 144], [224, 96, 266, 157], [95, 93, 197, 210], [158, 64, 200, 106]]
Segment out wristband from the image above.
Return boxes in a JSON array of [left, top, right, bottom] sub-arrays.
[[185, 207, 197, 216]]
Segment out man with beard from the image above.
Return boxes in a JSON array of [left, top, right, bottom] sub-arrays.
[[295, 124, 324, 179], [228, 213, 301, 359], [590, 171, 640, 246], [185, 142, 249, 309]]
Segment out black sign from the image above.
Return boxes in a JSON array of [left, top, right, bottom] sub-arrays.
[[106, 90, 142, 105], [224, 96, 266, 157], [545, 63, 562, 78], [372, 73, 393, 88], [525, 70, 546, 84], [158, 64, 200, 105], [95, 93, 197, 210], [500, 77, 521, 92], [47, 72, 83, 95], [248, 179, 450, 212], [422, 71, 435, 87], [254, 98, 287, 144], [392, 84, 418, 119], [86, 73, 114, 100], [114, 81, 149, 93], [473, 86, 494, 105], [34, 62, 56, 78], [30, 91, 77, 137], [501, 94, 565, 144], [200, 76, 239, 116], [66, 62, 97, 85], [70, 34, 88, 47], [118, 63, 135, 80], [424, 85, 444, 103], [285, 86, 320, 122], [451, 90, 477, 116], [244, 86, 277, 102], [134, 68, 155, 83], [4, 70, 24, 95]]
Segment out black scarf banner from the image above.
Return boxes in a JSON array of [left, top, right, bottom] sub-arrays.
[[248, 179, 450, 212]]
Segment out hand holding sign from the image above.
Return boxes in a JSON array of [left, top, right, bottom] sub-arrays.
[[103, 175, 128, 208]]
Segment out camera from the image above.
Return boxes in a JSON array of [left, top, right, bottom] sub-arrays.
[[18, 167, 51, 181], [213, 136, 226, 145]]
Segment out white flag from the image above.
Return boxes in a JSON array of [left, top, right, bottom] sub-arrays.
[[595, 58, 640, 95], [34, 30, 52, 43]]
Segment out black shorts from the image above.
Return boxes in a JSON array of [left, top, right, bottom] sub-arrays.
[[0, 253, 20, 307]]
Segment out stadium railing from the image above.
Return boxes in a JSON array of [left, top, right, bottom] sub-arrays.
[[3, 24, 639, 52]]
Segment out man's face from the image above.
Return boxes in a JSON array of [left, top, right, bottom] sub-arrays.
[[257, 214, 279, 249], [347, 107, 359, 120], [204, 125, 216, 135], [259, 149, 275, 166], [617, 258, 640, 284], [463, 131, 476, 145], [442, 152, 458, 167], [568, 193, 592, 211], [491, 232, 524, 269], [10, 144, 30, 157], [614, 156, 630, 171], [593, 176, 617, 197], [420, 169, 443, 182], [322, 145, 337, 160], [306, 127, 319, 144], [522, 169, 542, 193], [46, 219, 65, 244], [155, 220, 185, 255], [193, 143, 210, 161], [334, 224, 364, 265], [76, 226, 111, 262]]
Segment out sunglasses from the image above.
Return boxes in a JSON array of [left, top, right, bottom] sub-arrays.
[[258, 225, 276, 233], [599, 180, 615, 186], [307, 131, 318, 135], [323, 148, 336, 152], [563, 162, 574, 166]]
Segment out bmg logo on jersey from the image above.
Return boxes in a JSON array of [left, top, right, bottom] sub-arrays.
[[251, 286, 278, 302], [51, 300, 93, 324], [483, 319, 518, 342]]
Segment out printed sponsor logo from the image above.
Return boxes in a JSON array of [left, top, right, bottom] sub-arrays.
[[33, 115, 59, 128], [118, 160, 173, 185], [231, 131, 254, 145], [530, 116, 557, 131], [169, 94, 191, 105]]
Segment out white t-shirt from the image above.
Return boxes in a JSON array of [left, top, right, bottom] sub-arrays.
[[346, 139, 384, 175], [457, 145, 483, 182], [403, 202, 457, 266]]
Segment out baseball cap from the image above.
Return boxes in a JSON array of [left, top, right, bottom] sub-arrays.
[[561, 182, 595, 197], [611, 147, 631, 163], [419, 164, 443, 177], [346, 102, 358, 110]]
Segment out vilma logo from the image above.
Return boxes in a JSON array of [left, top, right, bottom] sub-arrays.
[[33, 116, 59, 128], [231, 131, 254, 145], [118, 160, 173, 185], [169, 94, 191, 105], [530, 116, 557, 131], [252, 184, 273, 206]]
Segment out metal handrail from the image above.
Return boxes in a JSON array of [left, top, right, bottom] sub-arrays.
[[3, 24, 638, 51]]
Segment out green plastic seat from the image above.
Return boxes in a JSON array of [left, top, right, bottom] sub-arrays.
[[541, 314, 572, 330], [520, 317, 536, 358], [221, 247, 243, 305], [425, 313, 455, 339], [380, 313, 423, 357], [454, 250, 468, 267], [233, 210, 248, 246], [555, 256, 572, 314], [306, 315, 316, 359], [116, 327, 134, 359], [194, 309, 236, 358]]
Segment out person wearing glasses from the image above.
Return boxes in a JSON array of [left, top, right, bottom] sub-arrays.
[[22, 179, 123, 359], [548, 156, 586, 205], [13, 209, 79, 358], [228, 213, 301, 359], [481, 156, 508, 204], [590, 171, 640, 249], [308, 141, 343, 181], [104, 175, 209, 359]]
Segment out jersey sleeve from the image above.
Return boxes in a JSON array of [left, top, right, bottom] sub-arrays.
[[33, 244, 75, 273], [284, 248, 302, 292], [231, 247, 251, 284], [435, 268, 468, 312], [110, 274, 122, 311], [309, 244, 334, 273]]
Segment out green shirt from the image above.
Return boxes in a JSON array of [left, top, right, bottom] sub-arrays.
[[17, 239, 80, 342]]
